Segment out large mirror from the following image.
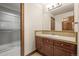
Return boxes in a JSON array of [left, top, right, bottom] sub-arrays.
[[50, 3, 74, 32]]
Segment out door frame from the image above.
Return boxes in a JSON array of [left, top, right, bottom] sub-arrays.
[[20, 3, 24, 56]]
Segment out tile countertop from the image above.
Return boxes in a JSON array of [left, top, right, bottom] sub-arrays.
[[36, 33, 77, 45]]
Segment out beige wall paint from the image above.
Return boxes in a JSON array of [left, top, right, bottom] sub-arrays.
[[24, 3, 30, 55], [42, 4, 51, 30], [29, 4, 43, 54], [74, 3, 79, 55], [74, 3, 79, 32], [24, 3, 51, 55]]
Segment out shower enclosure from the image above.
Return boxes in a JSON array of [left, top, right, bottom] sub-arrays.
[[0, 4, 20, 56]]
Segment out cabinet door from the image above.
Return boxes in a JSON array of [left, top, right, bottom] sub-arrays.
[[43, 38, 54, 56], [36, 36, 43, 48], [54, 46, 72, 56], [44, 45, 53, 56], [35, 36, 44, 53]]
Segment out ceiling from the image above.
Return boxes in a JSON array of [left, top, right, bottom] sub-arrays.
[[49, 3, 74, 15], [0, 3, 20, 12]]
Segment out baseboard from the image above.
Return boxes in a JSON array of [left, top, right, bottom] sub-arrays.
[[26, 50, 37, 56], [36, 50, 45, 56]]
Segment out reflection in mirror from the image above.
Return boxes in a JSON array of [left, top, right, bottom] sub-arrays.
[[62, 16, 74, 32], [51, 17, 55, 30]]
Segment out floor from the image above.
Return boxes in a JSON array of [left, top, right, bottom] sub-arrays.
[[31, 52, 42, 56]]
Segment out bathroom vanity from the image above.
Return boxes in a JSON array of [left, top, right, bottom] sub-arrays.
[[35, 31, 77, 56]]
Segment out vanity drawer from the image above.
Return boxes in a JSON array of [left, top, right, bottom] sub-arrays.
[[54, 40, 63, 47], [63, 42, 77, 50], [43, 38, 53, 45], [54, 40, 77, 51]]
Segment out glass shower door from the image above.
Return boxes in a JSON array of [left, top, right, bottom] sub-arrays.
[[0, 4, 20, 56]]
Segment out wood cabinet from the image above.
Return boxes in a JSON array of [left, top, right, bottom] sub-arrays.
[[62, 16, 74, 31], [43, 38, 53, 56], [54, 40, 77, 56], [35, 36, 45, 54], [62, 21, 73, 30], [54, 46, 71, 56], [35, 36, 77, 56], [35, 36, 53, 55]]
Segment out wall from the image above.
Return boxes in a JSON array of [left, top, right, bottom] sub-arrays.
[[74, 3, 79, 55], [42, 5, 51, 30], [24, 3, 51, 55], [24, 3, 31, 55], [55, 11, 74, 31], [74, 4, 79, 32]]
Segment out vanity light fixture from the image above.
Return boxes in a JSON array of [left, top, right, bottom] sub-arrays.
[[63, 18, 68, 21], [47, 3, 62, 11]]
